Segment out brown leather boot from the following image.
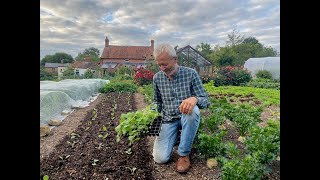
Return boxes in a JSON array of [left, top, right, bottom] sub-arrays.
[[176, 156, 190, 173]]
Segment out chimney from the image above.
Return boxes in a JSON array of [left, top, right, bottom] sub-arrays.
[[151, 39, 154, 49], [105, 36, 109, 47], [150, 40, 154, 57], [61, 59, 64, 64]]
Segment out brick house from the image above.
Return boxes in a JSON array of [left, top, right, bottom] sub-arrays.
[[100, 36, 154, 74], [71, 58, 101, 77]]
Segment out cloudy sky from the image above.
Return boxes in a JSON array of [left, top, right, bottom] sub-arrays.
[[40, 0, 280, 59]]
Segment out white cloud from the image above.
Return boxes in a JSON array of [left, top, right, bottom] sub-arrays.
[[40, 0, 280, 59]]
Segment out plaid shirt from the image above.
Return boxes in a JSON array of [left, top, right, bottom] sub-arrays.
[[153, 66, 210, 122]]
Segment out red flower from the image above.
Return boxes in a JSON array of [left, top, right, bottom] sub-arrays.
[[133, 68, 155, 86]]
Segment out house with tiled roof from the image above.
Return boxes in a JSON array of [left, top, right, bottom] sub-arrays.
[[100, 36, 154, 74], [71, 58, 101, 77], [44, 62, 71, 77]]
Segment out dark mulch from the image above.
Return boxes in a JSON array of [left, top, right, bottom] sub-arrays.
[[262, 160, 280, 180], [40, 92, 154, 180]]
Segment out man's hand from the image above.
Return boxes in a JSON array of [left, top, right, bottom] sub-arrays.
[[179, 97, 198, 115]]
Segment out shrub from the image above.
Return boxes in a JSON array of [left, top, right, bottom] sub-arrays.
[[244, 78, 280, 90], [134, 67, 154, 86], [201, 73, 216, 84], [84, 70, 93, 78], [145, 61, 160, 74], [112, 74, 133, 81], [103, 72, 115, 80], [115, 66, 134, 76], [62, 67, 75, 78], [212, 66, 252, 86], [256, 70, 273, 79], [99, 81, 138, 93], [40, 67, 56, 81]]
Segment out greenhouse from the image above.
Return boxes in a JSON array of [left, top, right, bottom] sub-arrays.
[[244, 57, 280, 79], [176, 45, 212, 74]]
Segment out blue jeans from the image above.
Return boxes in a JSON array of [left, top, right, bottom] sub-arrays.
[[152, 105, 200, 163]]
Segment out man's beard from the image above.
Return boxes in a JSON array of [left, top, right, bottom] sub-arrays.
[[164, 65, 177, 76], [163, 66, 174, 74]]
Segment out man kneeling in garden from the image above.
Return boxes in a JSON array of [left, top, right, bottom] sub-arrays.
[[152, 43, 210, 173]]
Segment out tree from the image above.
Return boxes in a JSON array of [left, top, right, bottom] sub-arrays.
[[75, 47, 100, 61], [243, 37, 260, 45], [211, 47, 237, 67], [91, 56, 101, 62], [212, 44, 221, 52], [226, 28, 245, 46], [231, 43, 264, 64], [205, 29, 279, 67], [256, 46, 278, 57], [196, 42, 213, 59], [40, 52, 74, 66], [83, 47, 100, 57], [63, 67, 75, 78], [213, 36, 279, 66]]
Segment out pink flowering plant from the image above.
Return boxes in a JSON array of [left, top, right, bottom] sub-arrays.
[[133, 66, 155, 86], [200, 72, 216, 84], [213, 65, 252, 86]]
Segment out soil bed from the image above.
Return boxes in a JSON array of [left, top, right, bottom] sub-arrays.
[[40, 92, 280, 180], [40, 92, 154, 180]]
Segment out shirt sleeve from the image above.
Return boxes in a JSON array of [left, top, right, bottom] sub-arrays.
[[191, 70, 210, 109], [153, 76, 163, 113]]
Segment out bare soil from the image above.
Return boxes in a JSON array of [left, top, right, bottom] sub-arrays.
[[41, 92, 154, 179], [40, 92, 280, 180], [40, 95, 104, 160]]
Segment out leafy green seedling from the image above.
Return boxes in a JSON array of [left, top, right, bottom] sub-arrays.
[[92, 159, 99, 166], [43, 175, 49, 180]]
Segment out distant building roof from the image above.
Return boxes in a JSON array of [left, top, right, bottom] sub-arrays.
[[71, 61, 100, 69], [101, 61, 147, 69], [45, 63, 70, 68], [101, 46, 154, 60], [101, 39, 154, 61], [101, 62, 118, 68]]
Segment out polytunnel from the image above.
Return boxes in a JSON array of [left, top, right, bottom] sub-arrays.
[[40, 79, 109, 124], [244, 57, 280, 79]]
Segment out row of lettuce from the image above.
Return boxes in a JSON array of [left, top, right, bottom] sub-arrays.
[[99, 77, 280, 180], [198, 82, 280, 179]]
